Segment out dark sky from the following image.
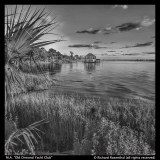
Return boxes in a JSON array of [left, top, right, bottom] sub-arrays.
[[6, 5, 155, 59]]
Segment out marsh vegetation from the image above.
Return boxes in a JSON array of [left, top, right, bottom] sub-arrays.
[[5, 5, 155, 155]]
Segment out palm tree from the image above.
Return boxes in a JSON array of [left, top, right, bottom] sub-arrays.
[[70, 51, 74, 60], [5, 5, 65, 154], [5, 5, 65, 100]]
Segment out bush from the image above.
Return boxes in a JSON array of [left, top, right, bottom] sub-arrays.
[[7, 93, 155, 155], [72, 118, 155, 155]]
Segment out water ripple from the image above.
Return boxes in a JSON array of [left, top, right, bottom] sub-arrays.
[[49, 61, 155, 103]]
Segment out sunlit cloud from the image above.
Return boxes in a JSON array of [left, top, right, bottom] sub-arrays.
[[105, 27, 112, 31], [112, 5, 128, 10], [76, 16, 155, 36], [116, 22, 141, 32], [112, 5, 118, 8], [76, 28, 101, 34], [103, 17, 155, 35], [103, 27, 119, 34], [141, 18, 155, 27], [121, 5, 128, 9]]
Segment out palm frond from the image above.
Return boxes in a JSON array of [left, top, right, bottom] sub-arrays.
[[5, 5, 65, 100], [5, 119, 47, 155], [5, 5, 64, 58]]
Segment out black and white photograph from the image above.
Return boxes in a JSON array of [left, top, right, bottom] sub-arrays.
[[5, 5, 155, 156]]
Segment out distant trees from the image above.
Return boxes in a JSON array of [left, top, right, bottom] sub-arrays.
[[38, 47, 48, 60], [48, 48, 63, 60], [74, 55, 79, 60], [48, 48, 57, 60], [70, 51, 74, 59], [48, 48, 56, 55], [32, 48, 84, 61]]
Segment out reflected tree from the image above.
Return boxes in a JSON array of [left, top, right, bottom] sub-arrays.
[[49, 63, 62, 76]]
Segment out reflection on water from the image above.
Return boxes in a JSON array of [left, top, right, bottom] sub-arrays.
[[84, 63, 96, 73], [49, 63, 62, 76], [84, 62, 100, 74], [48, 61, 155, 103], [69, 63, 73, 71]]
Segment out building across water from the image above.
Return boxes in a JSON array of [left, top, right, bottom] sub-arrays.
[[84, 53, 100, 63]]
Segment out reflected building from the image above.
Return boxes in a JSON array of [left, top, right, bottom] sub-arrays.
[[69, 62, 73, 71], [84, 63, 96, 73]]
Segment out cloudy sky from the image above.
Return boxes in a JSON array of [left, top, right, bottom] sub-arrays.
[[6, 5, 155, 59]]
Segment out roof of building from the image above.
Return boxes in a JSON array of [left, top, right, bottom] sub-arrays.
[[85, 53, 96, 58]]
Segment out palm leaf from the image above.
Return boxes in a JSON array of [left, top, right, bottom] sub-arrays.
[[5, 5, 65, 99], [5, 5, 63, 57], [5, 119, 46, 155]]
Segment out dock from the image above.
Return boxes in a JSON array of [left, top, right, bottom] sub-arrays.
[[84, 59, 100, 63]]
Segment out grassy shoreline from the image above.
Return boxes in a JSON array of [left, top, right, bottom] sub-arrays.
[[5, 91, 155, 155], [5, 5, 155, 155]]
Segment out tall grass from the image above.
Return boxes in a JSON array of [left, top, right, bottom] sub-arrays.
[[19, 62, 53, 74], [5, 5, 65, 155], [6, 92, 155, 155]]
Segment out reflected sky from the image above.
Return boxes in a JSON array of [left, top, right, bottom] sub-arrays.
[[48, 61, 155, 102]]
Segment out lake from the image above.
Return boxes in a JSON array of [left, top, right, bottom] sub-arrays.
[[48, 61, 155, 103]]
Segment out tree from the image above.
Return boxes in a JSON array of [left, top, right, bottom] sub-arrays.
[[5, 5, 65, 153], [70, 51, 74, 59], [48, 48, 57, 58], [48, 48, 56, 53]]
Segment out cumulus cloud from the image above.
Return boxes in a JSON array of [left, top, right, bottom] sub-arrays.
[[121, 5, 128, 9], [112, 5, 118, 8], [121, 42, 153, 48], [105, 27, 112, 31], [107, 51, 116, 52], [110, 42, 117, 44], [103, 27, 118, 34], [112, 5, 128, 10], [103, 17, 155, 35], [76, 17, 155, 36], [141, 19, 155, 27], [116, 18, 155, 32], [116, 22, 141, 32], [68, 44, 107, 49], [76, 28, 101, 34]]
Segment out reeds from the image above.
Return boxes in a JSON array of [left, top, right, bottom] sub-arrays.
[[6, 92, 155, 155], [5, 5, 66, 155], [5, 115, 48, 155]]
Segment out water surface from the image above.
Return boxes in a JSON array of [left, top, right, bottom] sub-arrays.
[[48, 61, 155, 103]]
